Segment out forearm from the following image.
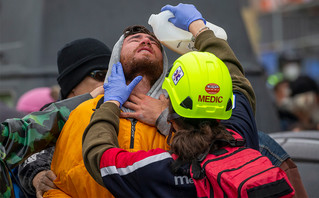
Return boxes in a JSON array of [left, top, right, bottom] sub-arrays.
[[0, 93, 92, 167], [195, 30, 256, 114], [82, 102, 120, 186]]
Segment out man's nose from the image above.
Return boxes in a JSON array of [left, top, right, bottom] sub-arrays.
[[140, 37, 151, 46]]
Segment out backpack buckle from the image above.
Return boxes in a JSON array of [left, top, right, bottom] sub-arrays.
[[229, 139, 245, 147]]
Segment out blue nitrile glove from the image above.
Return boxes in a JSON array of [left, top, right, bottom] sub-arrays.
[[103, 62, 142, 107], [161, 3, 206, 31]]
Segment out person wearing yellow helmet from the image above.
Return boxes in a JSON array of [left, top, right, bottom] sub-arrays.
[[82, 50, 293, 197]]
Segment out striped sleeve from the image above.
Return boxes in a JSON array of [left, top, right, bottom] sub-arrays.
[[100, 148, 171, 176], [99, 148, 172, 197]]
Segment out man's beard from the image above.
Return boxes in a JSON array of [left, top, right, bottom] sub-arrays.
[[122, 56, 163, 86]]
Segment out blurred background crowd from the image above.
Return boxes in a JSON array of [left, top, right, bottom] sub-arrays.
[[252, 0, 319, 132]]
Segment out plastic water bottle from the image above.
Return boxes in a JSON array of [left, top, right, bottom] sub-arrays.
[[148, 10, 227, 55]]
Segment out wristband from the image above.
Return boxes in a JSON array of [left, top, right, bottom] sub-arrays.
[[192, 26, 210, 42], [195, 26, 210, 38]]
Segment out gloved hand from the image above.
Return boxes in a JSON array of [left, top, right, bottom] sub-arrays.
[[161, 3, 206, 31], [104, 62, 142, 107]]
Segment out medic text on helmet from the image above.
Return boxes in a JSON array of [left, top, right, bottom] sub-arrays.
[[198, 83, 223, 103], [172, 66, 184, 85]]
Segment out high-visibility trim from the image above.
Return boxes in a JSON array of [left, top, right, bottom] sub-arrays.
[[100, 151, 171, 177]]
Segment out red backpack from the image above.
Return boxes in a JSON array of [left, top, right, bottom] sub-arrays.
[[190, 130, 295, 198]]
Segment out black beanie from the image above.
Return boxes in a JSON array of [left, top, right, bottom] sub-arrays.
[[290, 75, 319, 97], [57, 38, 111, 99]]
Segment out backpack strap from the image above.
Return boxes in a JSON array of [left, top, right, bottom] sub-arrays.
[[223, 129, 246, 147], [225, 138, 245, 147], [191, 158, 205, 180], [206, 138, 245, 148], [192, 140, 217, 180]]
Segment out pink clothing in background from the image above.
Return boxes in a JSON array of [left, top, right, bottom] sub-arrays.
[[16, 87, 55, 113]]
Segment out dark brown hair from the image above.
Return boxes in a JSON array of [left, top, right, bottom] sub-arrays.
[[168, 104, 234, 162], [170, 118, 233, 162]]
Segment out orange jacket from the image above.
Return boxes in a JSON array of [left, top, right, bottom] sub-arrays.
[[44, 95, 169, 197]]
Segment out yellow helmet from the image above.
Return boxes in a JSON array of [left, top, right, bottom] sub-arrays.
[[162, 51, 233, 119]]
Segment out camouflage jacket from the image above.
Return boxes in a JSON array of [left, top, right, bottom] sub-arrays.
[[0, 93, 92, 198]]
